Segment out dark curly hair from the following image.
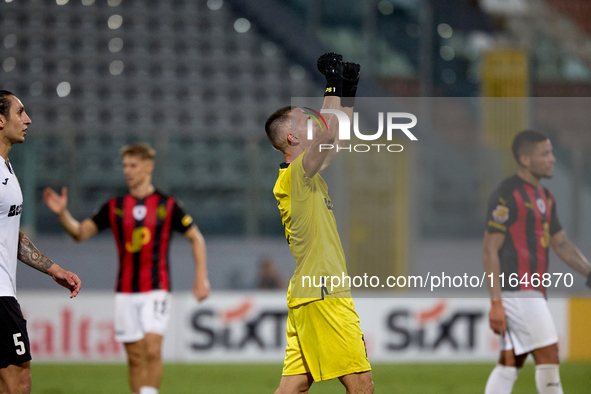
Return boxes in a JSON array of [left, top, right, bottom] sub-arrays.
[[0, 90, 15, 120], [511, 130, 549, 165]]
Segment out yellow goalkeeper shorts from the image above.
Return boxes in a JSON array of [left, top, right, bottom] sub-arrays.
[[282, 296, 371, 382]]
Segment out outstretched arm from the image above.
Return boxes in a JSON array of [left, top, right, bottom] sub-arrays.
[[318, 61, 360, 174], [302, 96, 341, 178], [483, 230, 507, 336], [43, 187, 98, 242], [550, 230, 591, 286], [17, 231, 81, 298], [302, 53, 361, 178], [185, 225, 210, 302], [315, 100, 353, 175]]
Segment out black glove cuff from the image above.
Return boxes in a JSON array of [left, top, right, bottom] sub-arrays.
[[324, 76, 343, 97], [343, 79, 358, 96], [341, 81, 357, 107], [586, 272, 591, 289]]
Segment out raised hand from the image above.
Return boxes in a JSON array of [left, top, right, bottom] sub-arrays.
[[342, 61, 361, 107], [43, 186, 68, 216], [317, 52, 344, 97], [343, 61, 360, 83], [317, 52, 343, 77]]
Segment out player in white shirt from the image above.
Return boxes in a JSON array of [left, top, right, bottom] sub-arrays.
[[0, 90, 81, 393]]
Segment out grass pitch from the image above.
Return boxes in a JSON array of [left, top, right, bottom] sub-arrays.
[[31, 362, 591, 393]]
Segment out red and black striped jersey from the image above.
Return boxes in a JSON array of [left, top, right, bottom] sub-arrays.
[[91, 191, 194, 293], [486, 175, 562, 294]]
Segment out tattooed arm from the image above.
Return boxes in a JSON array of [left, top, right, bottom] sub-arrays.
[[550, 230, 591, 288], [18, 231, 82, 298], [17, 231, 54, 273]]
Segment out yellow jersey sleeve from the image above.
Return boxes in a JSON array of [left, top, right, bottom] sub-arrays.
[[289, 154, 312, 202]]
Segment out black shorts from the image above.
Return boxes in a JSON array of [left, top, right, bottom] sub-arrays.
[[0, 297, 32, 369]]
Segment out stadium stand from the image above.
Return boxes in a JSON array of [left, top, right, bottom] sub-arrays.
[[1, 0, 320, 236], [2, 0, 591, 238]]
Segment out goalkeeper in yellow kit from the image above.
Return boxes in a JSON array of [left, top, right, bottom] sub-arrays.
[[264, 53, 373, 394]]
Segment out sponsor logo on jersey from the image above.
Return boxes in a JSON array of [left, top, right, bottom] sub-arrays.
[[492, 205, 509, 223], [125, 227, 151, 253], [324, 197, 333, 211], [488, 220, 506, 232], [8, 204, 22, 217], [2, 178, 8, 185]]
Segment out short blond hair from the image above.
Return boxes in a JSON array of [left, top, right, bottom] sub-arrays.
[[119, 142, 156, 161]]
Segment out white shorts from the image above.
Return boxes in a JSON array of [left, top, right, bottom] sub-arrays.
[[114, 290, 172, 343], [500, 291, 558, 356]]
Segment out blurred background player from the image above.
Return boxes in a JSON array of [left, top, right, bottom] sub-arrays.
[[266, 53, 373, 394], [42, 143, 210, 394], [0, 90, 81, 394], [483, 130, 591, 394], [256, 257, 286, 290]]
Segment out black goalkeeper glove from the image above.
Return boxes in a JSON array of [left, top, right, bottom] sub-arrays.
[[317, 52, 344, 97], [342, 61, 360, 107], [586, 272, 591, 289]]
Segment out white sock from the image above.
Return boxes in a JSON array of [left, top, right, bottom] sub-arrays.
[[139, 387, 158, 394], [485, 364, 519, 394], [535, 364, 563, 394]]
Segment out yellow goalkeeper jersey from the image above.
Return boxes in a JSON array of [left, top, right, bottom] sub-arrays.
[[273, 152, 350, 308]]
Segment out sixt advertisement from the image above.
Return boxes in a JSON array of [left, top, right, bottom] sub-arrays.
[[179, 294, 569, 362], [17, 292, 570, 362]]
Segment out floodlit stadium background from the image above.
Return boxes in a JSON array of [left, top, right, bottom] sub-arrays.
[[1, 0, 591, 391]]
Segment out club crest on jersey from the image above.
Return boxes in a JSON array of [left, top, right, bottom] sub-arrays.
[[537, 198, 546, 214], [133, 205, 147, 221], [492, 205, 509, 223]]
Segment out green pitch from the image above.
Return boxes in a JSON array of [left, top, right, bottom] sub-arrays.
[[31, 362, 591, 393]]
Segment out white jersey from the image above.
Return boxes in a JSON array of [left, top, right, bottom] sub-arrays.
[[0, 160, 23, 297]]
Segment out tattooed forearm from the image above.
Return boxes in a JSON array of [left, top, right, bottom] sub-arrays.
[[17, 231, 55, 274], [556, 239, 591, 276], [557, 240, 570, 253]]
